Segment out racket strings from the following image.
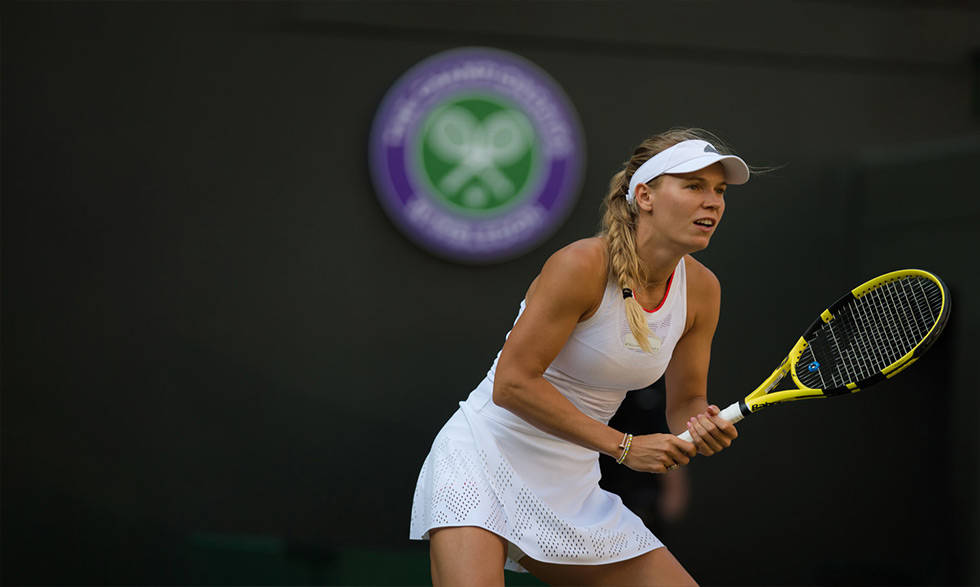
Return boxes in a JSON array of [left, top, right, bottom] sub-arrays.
[[797, 276, 942, 391]]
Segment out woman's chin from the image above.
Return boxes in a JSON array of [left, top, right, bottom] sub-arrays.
[[684, 235, 713, 253]]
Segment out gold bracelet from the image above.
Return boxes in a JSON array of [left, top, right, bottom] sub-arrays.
[[616, 433, 633, 465]]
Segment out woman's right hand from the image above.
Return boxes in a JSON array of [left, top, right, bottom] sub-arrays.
[[622, 433, 698, 474]]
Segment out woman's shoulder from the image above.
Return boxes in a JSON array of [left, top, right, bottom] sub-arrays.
[[683, 255, 720, 291], [683, 255, 721, 310], [547, 237, 609, 280], [525, 238, 608, 308]]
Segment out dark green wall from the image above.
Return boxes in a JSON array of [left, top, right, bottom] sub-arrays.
[[4, 2, 979, 585]]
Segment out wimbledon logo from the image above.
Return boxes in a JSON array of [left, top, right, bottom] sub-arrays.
[[369, 48, 584, 263]]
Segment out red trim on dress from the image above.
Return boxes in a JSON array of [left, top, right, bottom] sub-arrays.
[[640, 270, 675, 313]]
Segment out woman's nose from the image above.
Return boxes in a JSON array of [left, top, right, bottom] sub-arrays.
[[702, 194, 723, 209]]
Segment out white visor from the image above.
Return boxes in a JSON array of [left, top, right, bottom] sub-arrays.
[[626, 139, 750, 203]]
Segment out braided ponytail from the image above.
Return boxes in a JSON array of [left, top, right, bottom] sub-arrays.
[[599, 128, 735, 353], [602, 170, 654, 352]]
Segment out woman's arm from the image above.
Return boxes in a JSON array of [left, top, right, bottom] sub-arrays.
[[493, 239, 697, 472], [664, 257, 738, 455]]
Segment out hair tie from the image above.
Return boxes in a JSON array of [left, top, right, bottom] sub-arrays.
[[622, 288, 633, 299]]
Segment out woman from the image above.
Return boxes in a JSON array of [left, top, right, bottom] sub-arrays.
[[410, 128, 747, 586]]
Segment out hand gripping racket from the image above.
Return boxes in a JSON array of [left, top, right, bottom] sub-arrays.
[[679, 269, 951, 442]]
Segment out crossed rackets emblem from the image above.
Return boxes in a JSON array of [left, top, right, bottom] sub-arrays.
[[426, 106, 535, 207]]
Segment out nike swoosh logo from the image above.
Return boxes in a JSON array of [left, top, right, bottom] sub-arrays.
[[704, 145, 720, 154]]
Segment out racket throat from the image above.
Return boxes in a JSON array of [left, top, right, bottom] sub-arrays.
[[736, 400, 752, 418]]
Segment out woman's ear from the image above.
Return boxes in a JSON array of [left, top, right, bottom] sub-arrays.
[[634, 183, 655, 213]]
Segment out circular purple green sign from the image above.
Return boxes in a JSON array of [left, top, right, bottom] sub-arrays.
[[369, 47, 585, 263]]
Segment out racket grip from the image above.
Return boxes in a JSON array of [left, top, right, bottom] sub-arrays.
[[677, 402, 745, 443]]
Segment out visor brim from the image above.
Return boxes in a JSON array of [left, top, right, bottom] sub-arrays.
[[664, 154, 750, 185]]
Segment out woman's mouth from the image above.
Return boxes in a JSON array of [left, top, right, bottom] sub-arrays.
[[693, 218, 716, 232]]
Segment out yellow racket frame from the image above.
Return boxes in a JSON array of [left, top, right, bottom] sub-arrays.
[[741, 269, 950, 414]]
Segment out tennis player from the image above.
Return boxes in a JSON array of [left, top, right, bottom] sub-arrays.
[[410, 128, 747, 586]]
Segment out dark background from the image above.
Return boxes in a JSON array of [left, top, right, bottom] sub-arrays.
[[3, 1, 979, 585]]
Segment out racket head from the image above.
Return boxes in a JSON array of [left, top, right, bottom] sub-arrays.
[[788, 269, 951, 396]]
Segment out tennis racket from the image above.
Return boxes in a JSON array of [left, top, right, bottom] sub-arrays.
[[679, 269, 951, 442]]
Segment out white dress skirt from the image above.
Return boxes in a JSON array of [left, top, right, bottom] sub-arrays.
[[410, 379, 663, 572], [410, 258, 688, 572]]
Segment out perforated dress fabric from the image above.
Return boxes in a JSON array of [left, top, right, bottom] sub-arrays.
[[410, 258, 688, 572]]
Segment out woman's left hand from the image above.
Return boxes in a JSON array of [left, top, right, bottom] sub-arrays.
[[685, 404, 738, 456]]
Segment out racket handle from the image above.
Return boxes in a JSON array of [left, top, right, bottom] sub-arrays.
[[677, 402, 746, 443]]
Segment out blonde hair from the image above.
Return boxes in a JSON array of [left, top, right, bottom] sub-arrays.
[[599, 128, 736, 353]]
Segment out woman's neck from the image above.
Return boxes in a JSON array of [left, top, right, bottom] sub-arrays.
[[634, 229, 686, 288]]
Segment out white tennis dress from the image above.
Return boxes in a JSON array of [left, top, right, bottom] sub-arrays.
[[410, 257, 688, 572]]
